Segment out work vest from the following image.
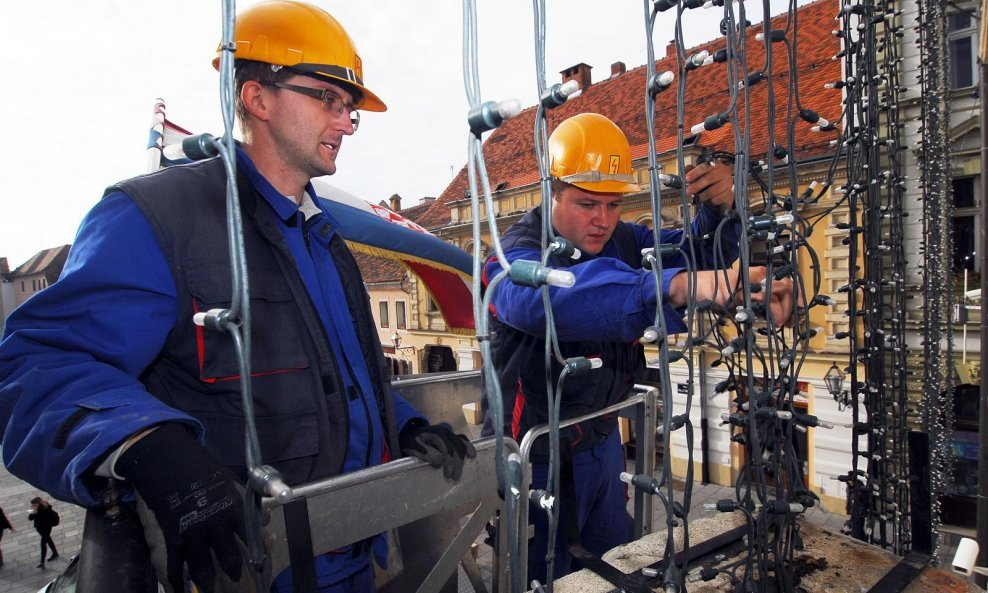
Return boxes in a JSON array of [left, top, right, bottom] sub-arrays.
[[485, 208, 645, 461], [109, 157, 400, 485]]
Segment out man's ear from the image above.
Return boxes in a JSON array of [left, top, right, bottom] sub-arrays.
[[241, 80, 271, 122]]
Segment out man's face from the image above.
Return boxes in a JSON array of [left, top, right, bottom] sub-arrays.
[[265, 75, 356, 179], [550, 185, 623, 256]]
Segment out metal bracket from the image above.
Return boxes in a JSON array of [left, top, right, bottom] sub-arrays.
[[516, 384, 660, 580]]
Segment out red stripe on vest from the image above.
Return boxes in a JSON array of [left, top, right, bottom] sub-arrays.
[[511, 378, 526, 440], [193, 299, 306, 383], [192, 300, 212, 384]]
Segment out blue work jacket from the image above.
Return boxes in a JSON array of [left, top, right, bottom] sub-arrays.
[[0, 150, 422, 568], [482, 205, 740, 458]]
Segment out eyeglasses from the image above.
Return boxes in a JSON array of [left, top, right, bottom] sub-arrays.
[[262, 81, 360, 131]]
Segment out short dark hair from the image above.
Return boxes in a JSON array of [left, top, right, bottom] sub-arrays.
[[233, 60, 295, 132], [550, 179, 569, 201]]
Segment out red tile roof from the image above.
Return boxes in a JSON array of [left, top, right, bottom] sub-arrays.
[[424, 0, 840, 229], [396, 201, 432, 223], [11, 245, 71, 282], [354, 251, 404, 283]]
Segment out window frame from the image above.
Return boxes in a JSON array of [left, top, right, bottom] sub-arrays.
[[952, 176, 980, 273], [947, 8, 978, 90], [396, 300, 407, 330], [378, 300, 390, 329]]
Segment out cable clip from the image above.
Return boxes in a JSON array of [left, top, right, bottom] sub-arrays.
[[193, 308, 234, 332], [540, 80, 580, 110], [467, 99, 521, 138]]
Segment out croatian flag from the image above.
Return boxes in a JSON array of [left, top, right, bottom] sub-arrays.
[[311, 180, 474, 333]]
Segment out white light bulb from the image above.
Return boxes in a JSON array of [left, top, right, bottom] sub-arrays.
[[545, 269, 575, 288], [497, 99, 522, 119]]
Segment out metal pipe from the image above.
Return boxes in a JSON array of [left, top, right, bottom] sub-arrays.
[[976, 56, 988, 590], [697, 319, 711, 485], [516, 384, 659, 581]]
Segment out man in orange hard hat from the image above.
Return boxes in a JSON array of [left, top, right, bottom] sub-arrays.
[[0, 3, 474, 593], [483, 113, 797, 583]]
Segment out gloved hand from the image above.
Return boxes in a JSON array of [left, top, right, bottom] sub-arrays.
[[399, 420, 477, 481], [116, 423, 248, 593]]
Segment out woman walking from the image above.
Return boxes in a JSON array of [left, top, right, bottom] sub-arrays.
[[28, 497, 59, 569], [0, 506, 13, 567]]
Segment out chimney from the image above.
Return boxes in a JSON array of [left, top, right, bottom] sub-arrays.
[[388, 193, 402, 211], [421, 196, 436, 204], [610, 61, 626, 78], [560, 63, 593, 91], [666, 42, 676, 58], [0, 257, 8, 276]]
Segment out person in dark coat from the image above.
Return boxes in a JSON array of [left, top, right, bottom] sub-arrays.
[[0, 506, 13, 567], [28, 497, 58, 569]]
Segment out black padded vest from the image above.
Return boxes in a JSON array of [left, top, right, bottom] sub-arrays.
[[108, 157, 400, 484]]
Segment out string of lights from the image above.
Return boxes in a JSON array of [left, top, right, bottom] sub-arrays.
[[461, 2, 528, 589], [828, 0, 914, 556], [877, 0, 912, 555], [458, 0, 962, 589], [641, 0, 699, 589], [916, 0, 956, 564], [691, 1, 839, 590]]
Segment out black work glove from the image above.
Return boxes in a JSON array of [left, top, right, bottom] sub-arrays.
[[399, 420, 477, 481], [117, 423, 248, 593]]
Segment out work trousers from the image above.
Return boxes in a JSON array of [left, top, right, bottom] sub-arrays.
[[270, 552, 374, 593], [526, 429, 630, 585]]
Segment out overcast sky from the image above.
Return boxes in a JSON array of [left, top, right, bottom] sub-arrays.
[[0, 1, 791, 267]]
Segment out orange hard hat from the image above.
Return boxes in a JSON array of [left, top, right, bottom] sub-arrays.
[[213, 1, 386, 111], [548, 113, 641, 194]]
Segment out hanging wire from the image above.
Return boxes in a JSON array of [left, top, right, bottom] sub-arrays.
[[199, 1, 290, 588], [694, 1, 846, 589], [462, 2, 525, 590], [915, 0, 955, 564], [460, 0, 900, 590]]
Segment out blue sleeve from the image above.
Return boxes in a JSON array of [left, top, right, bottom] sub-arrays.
[[0, 192, 199, 506], [655, 205, 741, 270], [485, 247, 687, 343], [390, 390, 426, 432]]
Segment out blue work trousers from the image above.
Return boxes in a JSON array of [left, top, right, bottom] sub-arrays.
[[270, 555, 374, 593], [526, 429, 630, 585]]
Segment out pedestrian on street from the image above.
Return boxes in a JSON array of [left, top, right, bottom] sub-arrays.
[[28, 497, 59, 569], [0, 505, 13, 568]]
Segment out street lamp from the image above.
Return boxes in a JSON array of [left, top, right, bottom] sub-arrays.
[[824, 362, 851, 410], [390, 333, 415, 355]]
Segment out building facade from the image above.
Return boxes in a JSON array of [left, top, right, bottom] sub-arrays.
[[0, 246, 70, 326]]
